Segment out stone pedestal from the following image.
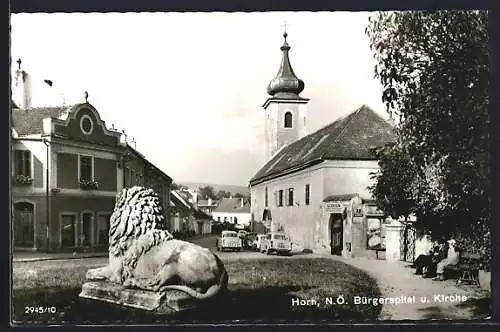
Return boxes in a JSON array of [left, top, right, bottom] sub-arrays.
[[384, 221, 403, 262], [79, 281, 198, 314]]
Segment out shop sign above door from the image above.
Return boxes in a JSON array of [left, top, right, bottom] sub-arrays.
[[325, 202, 345, 214]]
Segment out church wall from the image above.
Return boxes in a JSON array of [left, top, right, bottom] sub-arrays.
[[322, 160, 379, 200], [250, 163, 325, 249], [264, 103, 279, 162]]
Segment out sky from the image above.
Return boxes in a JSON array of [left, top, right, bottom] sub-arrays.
[[10, 12, 388, 186]]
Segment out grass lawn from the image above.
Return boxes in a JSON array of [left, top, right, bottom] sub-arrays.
[[12, 257, 381, 324]]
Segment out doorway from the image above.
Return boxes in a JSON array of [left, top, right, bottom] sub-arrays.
[[61, 214, 76, 248], [98, 214, 111, 248], [197, 222, 203, 235], [329, 213, 343, 255], [13, 202, 35, 247], [81, 212, 93, 247]]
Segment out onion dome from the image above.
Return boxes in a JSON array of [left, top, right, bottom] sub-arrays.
[[267, 31, 305, 99]]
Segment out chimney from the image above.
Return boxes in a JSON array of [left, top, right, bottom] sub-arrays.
[[14, 58, 32, 109], [208, 198, 212, 205], [240, 198, 244, 207]]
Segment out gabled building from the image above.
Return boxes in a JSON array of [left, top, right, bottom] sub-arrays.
[[212, 197, 251, 229], [196, 198, 219, 216], [169, 190, 212, 235], [11, 61, 172, 252], [249, 32, 395, 258]]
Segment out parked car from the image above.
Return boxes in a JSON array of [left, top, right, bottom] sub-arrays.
[[253, 234, 267, 251], [216, 230, 242, 252], [237, 230, 249, 239], [259, 232, 293, 256], [243, 232, 257, 249]]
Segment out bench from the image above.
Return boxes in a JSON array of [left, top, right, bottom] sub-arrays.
[[444, 252, 481, 286]]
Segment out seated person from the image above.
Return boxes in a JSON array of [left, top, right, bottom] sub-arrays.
[[422, 240, 449, 278], [434, 239, 460, 281], [413, 244, 440, 275]]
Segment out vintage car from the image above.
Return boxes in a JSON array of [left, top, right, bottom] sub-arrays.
[[237, 230, 249, 239], [259, 232, 293, 255], [216, 230, 242, 252], [253, 234, 267, 251]]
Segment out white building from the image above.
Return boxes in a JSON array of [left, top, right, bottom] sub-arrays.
[[249, 31, 396, 258], [212, 198, 251, 229]]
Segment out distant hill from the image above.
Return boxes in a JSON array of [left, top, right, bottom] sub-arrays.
[[180, 182, 249, 195]]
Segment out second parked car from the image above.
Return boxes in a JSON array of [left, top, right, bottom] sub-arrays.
[[259, 232, 293, 256]]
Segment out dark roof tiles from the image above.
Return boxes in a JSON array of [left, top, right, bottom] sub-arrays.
[[250, 105, 395, 184], [12, 106, 69, 136]]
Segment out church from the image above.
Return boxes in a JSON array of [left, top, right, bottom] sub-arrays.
[[249, 31, 396, 258]]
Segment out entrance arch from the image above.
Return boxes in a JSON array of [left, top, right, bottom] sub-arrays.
[[13, 201, 35, 247]]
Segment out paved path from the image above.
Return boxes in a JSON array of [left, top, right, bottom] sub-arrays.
[[320, 254, 490, 320]]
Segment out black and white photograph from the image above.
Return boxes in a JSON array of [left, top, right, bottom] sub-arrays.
[[10, 9, 492, 324]]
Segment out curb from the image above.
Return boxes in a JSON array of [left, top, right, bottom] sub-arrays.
[[13, 254, 108, 263]]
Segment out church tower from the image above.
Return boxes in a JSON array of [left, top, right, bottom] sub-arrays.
[[13, 58, 32, 109], [263, 30, 309, 162]]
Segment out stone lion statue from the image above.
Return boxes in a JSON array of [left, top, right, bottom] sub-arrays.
[[86, 186, 228, 300]]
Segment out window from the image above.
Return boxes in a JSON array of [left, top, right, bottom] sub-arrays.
[[287, 188, 294, 206], [217, 217, 221, 222], [278, 190, 284, 207], [284, 112, 293, 128], [14, 150, 31, 176], [234, 217, 238, 223], [305, 184, 310, 205], [265, 187, 268, 207], [79, 155, 93, 181]]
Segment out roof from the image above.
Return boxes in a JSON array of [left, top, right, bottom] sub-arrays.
[[11, 106, 69, 136], [171, 190, 211, 219], [214, 198, 251, 213], [323, 193, 359, 202], [250, 105, 395, 185], [197, 199, 218, 207], [193, 208, 211, 220], [171, 190, 191, 211]]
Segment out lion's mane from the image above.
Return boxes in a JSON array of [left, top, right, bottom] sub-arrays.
[[108, 186, 174, 279]]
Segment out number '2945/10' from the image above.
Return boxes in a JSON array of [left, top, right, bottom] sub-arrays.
[[25, 306, 56, 314]]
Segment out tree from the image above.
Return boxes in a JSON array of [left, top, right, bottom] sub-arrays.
[[216, 190, 231, 200], [198, 185, 216, 200], [366, 11, 489, 261], [368, 142, 417, 221]]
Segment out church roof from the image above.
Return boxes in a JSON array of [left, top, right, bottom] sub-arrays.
[[250, 105, 396, 185], [11, 106, 70, 136], [266, 31, 305, 99]]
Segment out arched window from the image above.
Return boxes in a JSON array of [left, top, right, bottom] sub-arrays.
[[284, 112, 293, 128]]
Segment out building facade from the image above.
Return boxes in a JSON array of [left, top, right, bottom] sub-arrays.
[[249, 32, 395, 258], [169, 190, 212, 235], [11, 67, 173, 251], [212, 198, 251, 229]]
